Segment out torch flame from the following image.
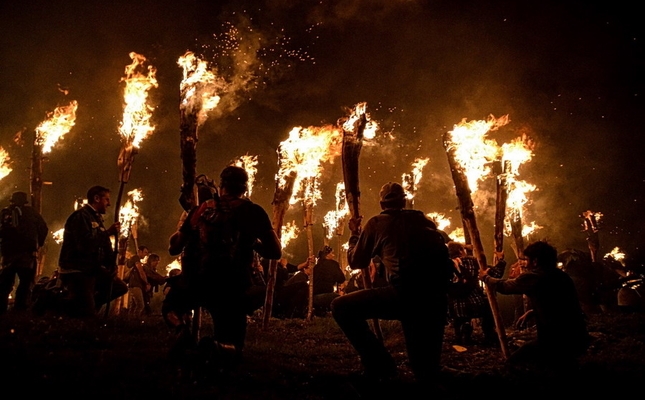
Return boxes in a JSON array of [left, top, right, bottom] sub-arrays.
[[448, 227, 466, 243], [426, 212, 451, 231], [341, 102, 377, 140], [166, 258, 182, 275], [604, 247, 626, 265], [277, 125, 342, 206], [281, 221, 299, 249], [118, 52, 158, 148], [35, 101, 78, 154], [402, 157, 430, 200], [0, 147, 11, 180], [52, 228, 65, 244], [178, 51, 226, 126], [323, 182, 350, 239], [445, 115, 509, 191], [119, 188, 143, 239], [233, 154, 258, 198]]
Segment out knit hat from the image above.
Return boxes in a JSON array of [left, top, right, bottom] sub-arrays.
[[318, 245, 333, 259], [10, 191, 28, 205], [379, 182, 405, 208]]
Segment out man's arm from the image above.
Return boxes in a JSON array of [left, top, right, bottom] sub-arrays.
[[252, 205, 282, 260], [347, 218, 375, 271], [481, 271, 538, 295]]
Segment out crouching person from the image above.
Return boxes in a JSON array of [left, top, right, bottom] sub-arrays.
[[331, 182, 452, 390], [480, 240, 590, 369]]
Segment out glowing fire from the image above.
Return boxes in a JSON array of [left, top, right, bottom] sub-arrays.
[[52, 228, 65, 244], [446, 115, 509, 191], [402, 157, 430, 201], [233, 154, 258, 197], [35, 101, 78, 154], [0, 147, 11, 180], [277, 125, 342, 206], [178, 51, 226, 125], [340, 102, 377, 140], [426, 212, 451, 231], [166, 258, 181, 275], [281, 221, 300, 249], [501, 134, 540, 236], [323, 182, 350, 239], [119, 188, 143, 239], [118, 52, 158, 148], [604, 247, 626, 265], [448, 227, 466, 243]]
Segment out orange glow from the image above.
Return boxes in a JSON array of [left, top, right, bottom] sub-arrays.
[[35, 101, 78, 154], [118, 52, 157, 148]]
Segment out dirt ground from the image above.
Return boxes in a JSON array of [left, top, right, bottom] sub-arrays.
[[1, 307, 643, 399]]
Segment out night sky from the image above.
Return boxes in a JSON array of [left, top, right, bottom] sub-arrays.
[[1, 0, 643, 275]]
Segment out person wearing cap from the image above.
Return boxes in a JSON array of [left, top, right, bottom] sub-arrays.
[[331, 181, 452, 388], [0, 191, 49, 314]]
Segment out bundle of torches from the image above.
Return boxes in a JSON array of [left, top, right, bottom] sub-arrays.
[[3, 49, 630, 347]]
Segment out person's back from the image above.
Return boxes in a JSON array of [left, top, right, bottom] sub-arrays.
[[0, 191, 48, 313], [481, 240, 590, 365], [525, 267, 589, 355], [332, 182, 451, 387]]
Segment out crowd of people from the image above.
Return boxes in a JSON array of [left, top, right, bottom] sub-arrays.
[[1, 169, 640, 393]]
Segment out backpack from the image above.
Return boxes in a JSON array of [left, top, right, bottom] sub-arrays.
[[193, 197, 250, 277], [385, 209, 453, 289]]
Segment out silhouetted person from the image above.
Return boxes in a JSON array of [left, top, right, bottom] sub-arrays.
[[480, 240, 590, 367], [58, 186, 127, 318], [0, 191, 48, 313], [331, 182, 452, 388]]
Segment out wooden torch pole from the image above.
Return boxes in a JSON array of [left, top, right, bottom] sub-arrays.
[[444, 132, 510, 358]]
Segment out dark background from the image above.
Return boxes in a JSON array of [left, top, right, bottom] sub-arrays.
[[1, 0, 643, 275]]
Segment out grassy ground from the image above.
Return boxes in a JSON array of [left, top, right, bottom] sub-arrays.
[[1, 308, 644, 399]]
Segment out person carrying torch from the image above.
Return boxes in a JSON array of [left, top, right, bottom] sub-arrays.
[[331, 182, 452, 390], [58, 186, 127, 318]]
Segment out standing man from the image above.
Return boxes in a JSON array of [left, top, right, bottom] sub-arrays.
[[0, 191, 48, 314], [331, 182, 452, 388], [58, 185, 127, 318], [168, 166, 281, 366], [480, 240, 590, 367], [142, 253, 167, 315]]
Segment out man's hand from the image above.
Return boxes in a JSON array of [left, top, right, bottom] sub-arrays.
[[478, 266, 490, 281], [107, 221, 121, 236], [348, 216, 363, 235]]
